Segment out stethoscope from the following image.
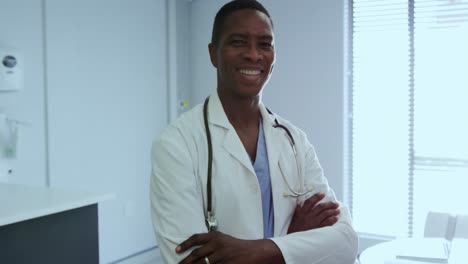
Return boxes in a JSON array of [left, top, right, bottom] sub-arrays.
[[202, 96, 314, 232]]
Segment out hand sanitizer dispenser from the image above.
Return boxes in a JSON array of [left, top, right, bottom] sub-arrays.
[[0, 49, 23, 91]]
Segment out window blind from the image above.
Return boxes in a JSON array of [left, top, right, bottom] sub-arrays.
[[349, 0, 468, 238], [412, 0, 468, 236]]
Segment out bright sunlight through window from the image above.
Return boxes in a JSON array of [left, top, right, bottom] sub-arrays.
[[349, 0, 468, 238]]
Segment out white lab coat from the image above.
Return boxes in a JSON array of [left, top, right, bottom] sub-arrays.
[[150, 92, 358, 264]]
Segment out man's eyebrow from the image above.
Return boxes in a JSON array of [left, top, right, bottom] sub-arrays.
[[226, 34, 273, 40], [258, 35, 273, 41], [227, 33, 248, 39]]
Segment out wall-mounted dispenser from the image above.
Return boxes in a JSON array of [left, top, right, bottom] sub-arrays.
[[0, 49, 23, 91]]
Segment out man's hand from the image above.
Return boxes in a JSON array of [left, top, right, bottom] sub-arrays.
[[176, 231, 284, 264], [287, 192, 340, 234]]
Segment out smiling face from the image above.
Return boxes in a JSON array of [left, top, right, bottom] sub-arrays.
[[209, 9, 275, 99]]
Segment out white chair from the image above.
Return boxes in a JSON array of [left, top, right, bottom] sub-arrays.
[[453, 214, 468, 239], [423, 211, 456, 240]]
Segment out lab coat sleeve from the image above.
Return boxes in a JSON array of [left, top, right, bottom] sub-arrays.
[[270, 131, 358, 264], [150, 126, 207, 264]]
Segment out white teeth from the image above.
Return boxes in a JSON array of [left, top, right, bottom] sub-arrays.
[[239, 69, 261, 75]]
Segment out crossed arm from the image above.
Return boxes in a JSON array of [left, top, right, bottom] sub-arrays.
[[176, 192, 340, 264], [151, 129, 357, 264]]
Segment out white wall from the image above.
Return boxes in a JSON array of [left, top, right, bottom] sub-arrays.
[[175, 0, 192, 114], [0, 0, 47, 187], [45, 0, 168, 262], [189, 0, 347, 199], [0, 0, 169, 262]]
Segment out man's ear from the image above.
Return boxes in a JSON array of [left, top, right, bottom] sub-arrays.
[[270, 51, 276, 74], [208, 43, 218, 68]]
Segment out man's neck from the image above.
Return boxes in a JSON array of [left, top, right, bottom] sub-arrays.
[[218, 88, 261, 130]]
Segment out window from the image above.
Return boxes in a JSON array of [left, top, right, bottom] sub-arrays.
[[349, 0, 468, 238]]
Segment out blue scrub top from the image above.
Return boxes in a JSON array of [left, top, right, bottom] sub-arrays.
[[253, 119, 275, 239]]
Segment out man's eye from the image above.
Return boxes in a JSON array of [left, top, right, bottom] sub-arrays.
[[260, 42, 273, 49], [231, 39, 246, 46]]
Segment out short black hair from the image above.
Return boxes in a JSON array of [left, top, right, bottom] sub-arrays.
[[211, 0, 273, 46]]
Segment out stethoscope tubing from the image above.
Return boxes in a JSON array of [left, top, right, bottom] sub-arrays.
[[202, 96, 313, 231]]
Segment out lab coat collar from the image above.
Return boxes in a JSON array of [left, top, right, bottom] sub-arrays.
[[207, 91, 232, 130], [207, 91, 277, 130], [207, 92, 255, 176], [206, 92, 287, 178]]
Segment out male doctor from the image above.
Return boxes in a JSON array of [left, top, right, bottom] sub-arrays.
[[150, 0, 358, 263]]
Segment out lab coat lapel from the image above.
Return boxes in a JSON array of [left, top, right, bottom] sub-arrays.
[[259, 103, 287, 169], [208, 93, 256, 176]]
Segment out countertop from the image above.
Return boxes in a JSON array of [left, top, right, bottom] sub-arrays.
[[0, 183, 114, 226]]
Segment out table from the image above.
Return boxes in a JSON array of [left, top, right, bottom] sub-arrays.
[[359, 238, 468, 264], [0, 183, 113, 264]]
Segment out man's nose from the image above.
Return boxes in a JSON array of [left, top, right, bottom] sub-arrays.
[[243, 45, 263, 62]]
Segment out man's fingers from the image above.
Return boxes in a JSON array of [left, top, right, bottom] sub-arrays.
[[320, 215, 339, 227], [201, 251, 223, 264], [315, 205, 340, 227], [312, 201, 339, 216], [179, 244, 214, 264], [303, 192, 325, 210], [320, 208, 340, 220], [177, 233, 211, 253]]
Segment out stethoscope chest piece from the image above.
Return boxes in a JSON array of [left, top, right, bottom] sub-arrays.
[[205, 211, 218, 232]]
